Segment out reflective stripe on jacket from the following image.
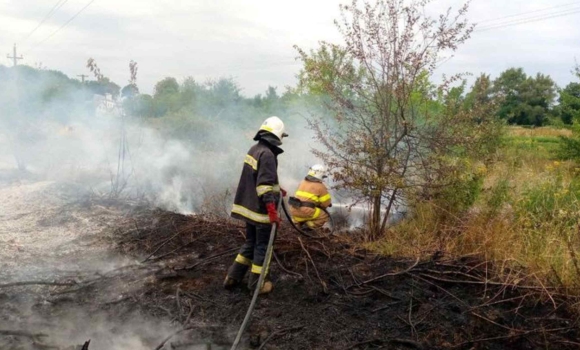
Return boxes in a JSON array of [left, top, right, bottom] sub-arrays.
[[231, 140, 282, 225], [289, 177, 331, 222]]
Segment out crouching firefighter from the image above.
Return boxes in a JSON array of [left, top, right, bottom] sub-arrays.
[[224, 116, 288, 295], [289, 164, 332, 230]]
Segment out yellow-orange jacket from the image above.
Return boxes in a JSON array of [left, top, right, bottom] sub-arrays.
[[289, 176, 331, 228]]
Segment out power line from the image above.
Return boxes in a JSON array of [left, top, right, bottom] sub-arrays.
[[475, 7, 580, 32], [435, 3, 580, 67], [26, 0, 97, 54], [478, 5, 580, 29], [20, 0, 69, 44], [477, 1, 578, 24]]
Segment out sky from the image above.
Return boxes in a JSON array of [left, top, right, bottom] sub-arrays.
[[1, 0, 579, 96]]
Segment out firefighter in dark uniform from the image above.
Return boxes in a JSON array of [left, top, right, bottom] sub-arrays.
[[224, 116, 288, 294]]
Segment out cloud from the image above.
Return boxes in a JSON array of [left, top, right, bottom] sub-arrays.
[[1, 0, 579, 95]]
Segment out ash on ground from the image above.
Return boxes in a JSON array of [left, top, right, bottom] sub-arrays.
[[1, 174, 579, 350]]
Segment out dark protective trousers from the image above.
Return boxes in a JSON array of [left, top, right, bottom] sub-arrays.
[[227, 222, 272, 286]]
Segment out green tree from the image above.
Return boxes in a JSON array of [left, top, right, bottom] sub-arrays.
[[179, 77, 198, 110], [493, 68, 526, 124], [84, 78, 120, 97], [121, 84, 139, 98], [121, 84, 141, 116], [464, 74, 504, 154], [558, 83, 580, 124], [465, 74, 493, 110], [493, 68, 556, 126], [134, 94, 155, 118], [296, 0, 482, 239], [251, 86, 282, 115], [153, 77, 180, 117], [154, 77, 179, 98], [202, 78, 241, 110], [428, 75, 503, 215], [557, 62, 580, 159]]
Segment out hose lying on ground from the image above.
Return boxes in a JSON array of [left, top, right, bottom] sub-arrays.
[[281, 199, 334, 239]]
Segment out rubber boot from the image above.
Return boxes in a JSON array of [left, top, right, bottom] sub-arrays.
[[248, 273, 273, 295], [223, 276, 240, 290], [224, 261, 249, 290], [300, 222, 315, 234]]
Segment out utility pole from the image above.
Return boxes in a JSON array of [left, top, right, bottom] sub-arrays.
[[7, 43, 23, 67], [77, 74, 88, 83]]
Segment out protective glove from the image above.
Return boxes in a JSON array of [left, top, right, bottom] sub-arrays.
[[280, 188, 287, 197], [265, 202, 281, 225]]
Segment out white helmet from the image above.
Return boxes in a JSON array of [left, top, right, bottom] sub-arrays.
[[308, 164, 328, 181], [258, 116, 288, 143]]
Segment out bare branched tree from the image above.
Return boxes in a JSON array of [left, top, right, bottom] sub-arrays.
[[129, 60, 138, 87], [87, 58, 105, 82], [86, 58, 139, 199], [295, 0, 498, 239]]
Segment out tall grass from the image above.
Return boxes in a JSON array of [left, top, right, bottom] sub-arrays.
[[368, 127, 580, 293], [508, 126, 572, 138]]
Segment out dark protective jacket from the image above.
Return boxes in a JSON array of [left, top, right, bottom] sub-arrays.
[[231, 135, 283, 226]]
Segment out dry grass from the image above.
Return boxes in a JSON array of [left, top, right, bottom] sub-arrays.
[[508, 125, 572, 138], [367, 127, 580, 293]]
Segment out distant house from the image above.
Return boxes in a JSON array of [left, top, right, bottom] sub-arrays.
[[93, 93, 121, 117]]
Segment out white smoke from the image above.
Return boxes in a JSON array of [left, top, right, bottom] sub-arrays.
[[0, 64, 404, 232]]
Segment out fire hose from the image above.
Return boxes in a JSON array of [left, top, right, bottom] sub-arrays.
[[281, 198, 335, 239], [230, 197, 334, 349], [229, 196, 282, 350]]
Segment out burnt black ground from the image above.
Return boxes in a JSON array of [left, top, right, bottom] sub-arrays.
[[2, 190, 579, 350], [110, 208, 580, 350]]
